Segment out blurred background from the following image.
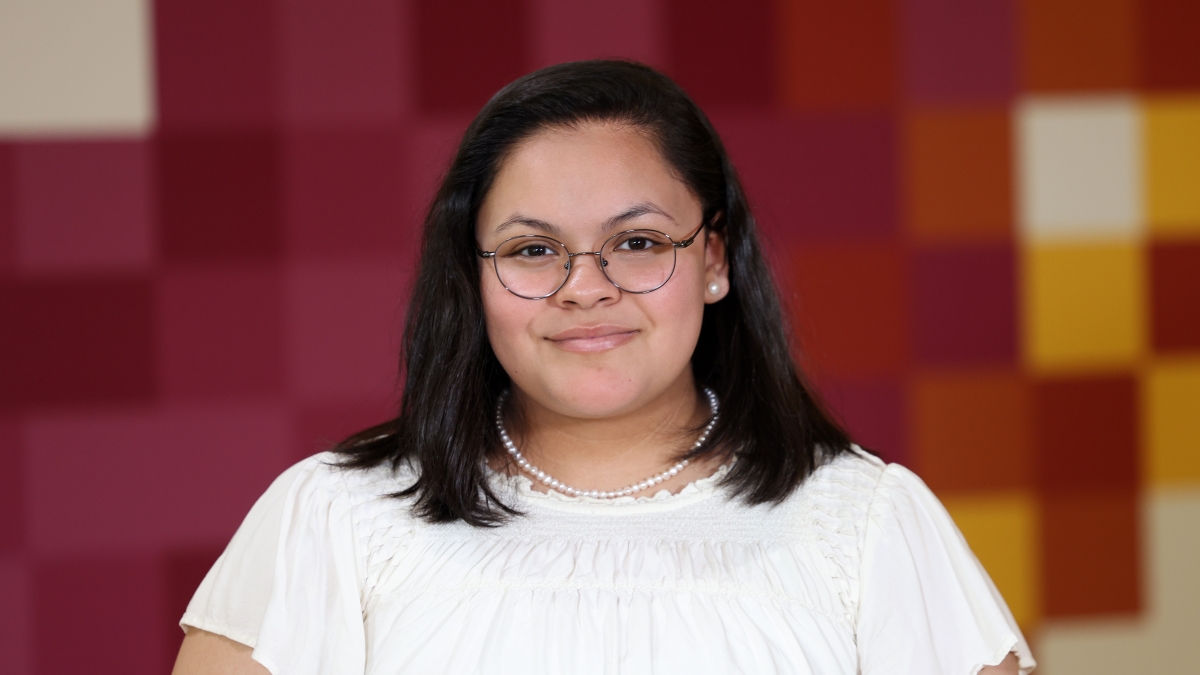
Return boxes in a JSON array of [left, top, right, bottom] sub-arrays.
[[1, 0, 1197, 672]]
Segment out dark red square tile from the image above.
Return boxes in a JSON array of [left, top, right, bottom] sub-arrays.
[[0, 417, 23, 552], [157, 132, 282, 263], [415, 0, 530, 112], [0, 278, 155, 409], [715, 113, 899, 246], [791, 243, 910, 376], [1138, 0, 1200, 90], [156, 264, 285, 399], [902, 0, 1018, 103], [911, 243, 1016, 366], [780, 0, 899, 110], [666, 0, 776, 109], [283, 130, 409, 259], [1150, 240, 1200, 352], [1041, 489, 1141, 617], [1034, 374, 1139, 492], [154, 0, 279, 129], [162, 546, 224, 670], [279, 0, 407, 127], [34, 557, 166, 675], [14, 140, 153, 273]]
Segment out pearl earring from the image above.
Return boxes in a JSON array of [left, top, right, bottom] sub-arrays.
[[707, 281, 721, 295]]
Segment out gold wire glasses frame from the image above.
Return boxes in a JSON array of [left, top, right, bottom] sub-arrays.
[[477, 220, 708, 300]]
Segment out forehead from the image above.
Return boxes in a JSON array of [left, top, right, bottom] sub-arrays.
[[477, 122, 698, 232]]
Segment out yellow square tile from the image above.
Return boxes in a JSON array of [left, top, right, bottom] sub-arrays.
[[942, 492, 1041, 629], [1144, 358, 1200, 486], [1023, 243, 1146, 371], [1145, 96, 1200, 236]]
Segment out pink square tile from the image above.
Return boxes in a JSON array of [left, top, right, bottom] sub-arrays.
[[34, 556, 165, 675], [531, 0, 664, 69], [294, 401, 396, 461], [0, 144, 15, 273], [285, 260, 408, 405], [156, 263, 285, 399], [818, 375, 908, 465], [283, 130, 410, 259], [902, 0, 1017, 103], [23, 402, 294, 555], [714, 112, 899, 246], [403, 116, 472, 222], [0, 556, 33, 675], [0, 416, 23, 552], [14, 141, 153, 274], [280, 0, 408, 127]]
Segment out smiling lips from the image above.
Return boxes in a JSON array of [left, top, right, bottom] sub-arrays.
[[546, 325, 639, 353]]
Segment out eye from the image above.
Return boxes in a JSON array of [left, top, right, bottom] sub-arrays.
[[499, 238, 562, 260], [514, 244, 552, 257], [612, 232, 670, 252]]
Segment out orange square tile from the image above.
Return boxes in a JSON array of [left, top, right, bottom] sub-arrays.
[[1041, 490, 1141, 617], [905, 108, 1012, 242], [1019, 0, 1137, 91], [912, 369, 1034, 493]]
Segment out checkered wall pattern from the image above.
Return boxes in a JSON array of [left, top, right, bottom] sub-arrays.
[[1, 1, 1198, 673]]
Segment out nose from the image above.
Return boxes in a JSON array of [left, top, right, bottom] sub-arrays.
[[554, 252, 617, 308]]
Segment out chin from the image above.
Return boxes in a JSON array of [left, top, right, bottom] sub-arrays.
[[535, 376, 651, 418]]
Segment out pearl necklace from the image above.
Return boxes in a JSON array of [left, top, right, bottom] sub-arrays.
[[495, 388, 720, 500]]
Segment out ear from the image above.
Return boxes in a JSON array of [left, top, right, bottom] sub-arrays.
[[702, 220, 730, 304]]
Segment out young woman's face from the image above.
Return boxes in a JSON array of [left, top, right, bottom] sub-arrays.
[[476, 123, 728, 419]]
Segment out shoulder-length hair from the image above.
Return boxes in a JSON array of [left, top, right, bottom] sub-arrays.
[[335, 59, 853, 526]]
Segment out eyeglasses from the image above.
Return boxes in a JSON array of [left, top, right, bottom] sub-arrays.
[[477, 220, 707, 300]]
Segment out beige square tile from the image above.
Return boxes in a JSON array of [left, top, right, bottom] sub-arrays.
[[0, 0, 154, 137], [1017, 96, 1143, 243]]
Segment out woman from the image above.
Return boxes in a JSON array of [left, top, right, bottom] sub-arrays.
[[173, 60, 1034, 674]]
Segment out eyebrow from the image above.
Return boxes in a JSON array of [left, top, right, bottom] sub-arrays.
[[492, 202, 676, 236]]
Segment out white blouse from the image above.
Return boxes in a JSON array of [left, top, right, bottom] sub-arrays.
[[182, 447, 1036, 674]]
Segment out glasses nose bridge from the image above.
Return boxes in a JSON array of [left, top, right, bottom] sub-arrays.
[[564, 249, 609, 268]]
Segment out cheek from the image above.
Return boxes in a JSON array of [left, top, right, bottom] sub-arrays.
[[481, 272, 537, 366]]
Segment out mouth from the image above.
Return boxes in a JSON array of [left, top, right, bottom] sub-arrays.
[[546, 325, 639, 353]]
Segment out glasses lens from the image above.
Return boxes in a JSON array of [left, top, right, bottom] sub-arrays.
[[493, 236, 569, 298], [601, 230, 676, 292]]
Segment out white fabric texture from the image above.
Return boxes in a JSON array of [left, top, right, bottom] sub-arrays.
[[182, 447, 1036, 674]]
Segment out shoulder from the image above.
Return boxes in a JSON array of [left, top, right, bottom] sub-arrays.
[[800, 446, 942, 533], [791, 447, 943, 606]]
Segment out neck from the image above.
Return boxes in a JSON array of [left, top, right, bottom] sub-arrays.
[[499, 373, 723, 495]]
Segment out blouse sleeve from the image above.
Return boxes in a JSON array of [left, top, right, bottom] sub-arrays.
[[180, 454, 367, 675], [855, 464, 1036, 675]]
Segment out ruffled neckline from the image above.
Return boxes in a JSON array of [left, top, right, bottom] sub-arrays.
[[486, 460, 733, 512]]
